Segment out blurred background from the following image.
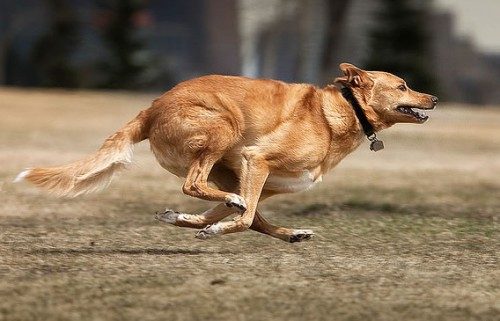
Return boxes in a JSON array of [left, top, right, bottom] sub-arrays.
[[1, 2, 499, 319], [0, 0, 499, 104]]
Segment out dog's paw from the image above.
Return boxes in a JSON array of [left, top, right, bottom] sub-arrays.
[[154, 209, 182, 224], [195, 223, 222, 240], [224, 194, 247, 212], [289, 229, 314, 243]]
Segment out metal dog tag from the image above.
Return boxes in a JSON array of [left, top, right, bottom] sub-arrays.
[[370, 139, 384, 152]]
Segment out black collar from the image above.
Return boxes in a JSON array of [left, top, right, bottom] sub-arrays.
[[340, 87, 384, 151], [341, 87, 374, 137]]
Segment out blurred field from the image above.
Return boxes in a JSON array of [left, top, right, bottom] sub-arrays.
[[0, 88, 499, 321]]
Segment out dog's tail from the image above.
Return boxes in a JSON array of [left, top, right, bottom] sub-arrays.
[[14, 110, 150, 197]]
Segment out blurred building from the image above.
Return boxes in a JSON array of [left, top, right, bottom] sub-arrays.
[[0, 0, 499, 104]]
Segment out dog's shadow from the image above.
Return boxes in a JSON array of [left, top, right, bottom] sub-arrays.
[[27, 247, 233, 256]]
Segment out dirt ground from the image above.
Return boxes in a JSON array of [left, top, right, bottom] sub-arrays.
[[0, 88, 499, 321]]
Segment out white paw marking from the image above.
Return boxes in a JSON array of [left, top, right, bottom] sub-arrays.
[[13, 169, 31, 183], [289, 229, 314, 243], [177, 213, 190, 221], [195, 223, 223, 240], [225, 194, 247, 211], [155, 209, 182, 224], [294, 229, 314, 235]]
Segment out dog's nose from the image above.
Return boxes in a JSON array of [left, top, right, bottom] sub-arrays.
[[431, 96, 439, 105]]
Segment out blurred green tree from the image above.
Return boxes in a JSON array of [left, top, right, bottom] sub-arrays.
[[32, 0, 79, 88], [96, 0, 153, 89], [364, 0, 437, 93]]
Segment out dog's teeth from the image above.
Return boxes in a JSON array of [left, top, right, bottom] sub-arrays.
[[398, 106, 428, 120]]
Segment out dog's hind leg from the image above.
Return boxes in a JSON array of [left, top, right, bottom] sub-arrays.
[[156, 163, 242, 228], [182, 155, 247, 211]]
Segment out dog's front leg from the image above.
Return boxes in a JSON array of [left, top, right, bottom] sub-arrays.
[[250, 211, 314, 243], [195, 148, 269, 239]]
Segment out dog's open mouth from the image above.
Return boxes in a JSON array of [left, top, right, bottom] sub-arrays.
[[396, 106, 429, 122]]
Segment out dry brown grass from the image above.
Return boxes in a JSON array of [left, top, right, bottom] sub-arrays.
[[0, 88, 499, 321]]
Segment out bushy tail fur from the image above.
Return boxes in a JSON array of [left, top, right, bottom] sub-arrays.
[[14, 110, 149, 197]]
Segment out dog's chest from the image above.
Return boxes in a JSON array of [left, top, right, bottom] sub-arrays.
[[264, 170, 322, 193]]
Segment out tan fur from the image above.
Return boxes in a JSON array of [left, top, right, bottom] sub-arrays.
[[16, 63, 437, 242], [18, 110, 149, 197]]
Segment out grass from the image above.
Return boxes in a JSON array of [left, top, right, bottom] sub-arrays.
[[0, 88, 499, 321]]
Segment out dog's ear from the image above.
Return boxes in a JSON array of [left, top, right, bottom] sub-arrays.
[[334, 63, 373, 88]]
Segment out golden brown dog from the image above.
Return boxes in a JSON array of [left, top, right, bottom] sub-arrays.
[[15, 63, 437, 242]]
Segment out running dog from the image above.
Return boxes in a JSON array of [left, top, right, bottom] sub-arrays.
[[15, 63, 438, 242]]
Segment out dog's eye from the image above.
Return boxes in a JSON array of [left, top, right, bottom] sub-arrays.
[[398, 84, 407, 91]]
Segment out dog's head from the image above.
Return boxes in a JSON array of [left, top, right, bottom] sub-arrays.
[[334, 63, 438, 129]]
